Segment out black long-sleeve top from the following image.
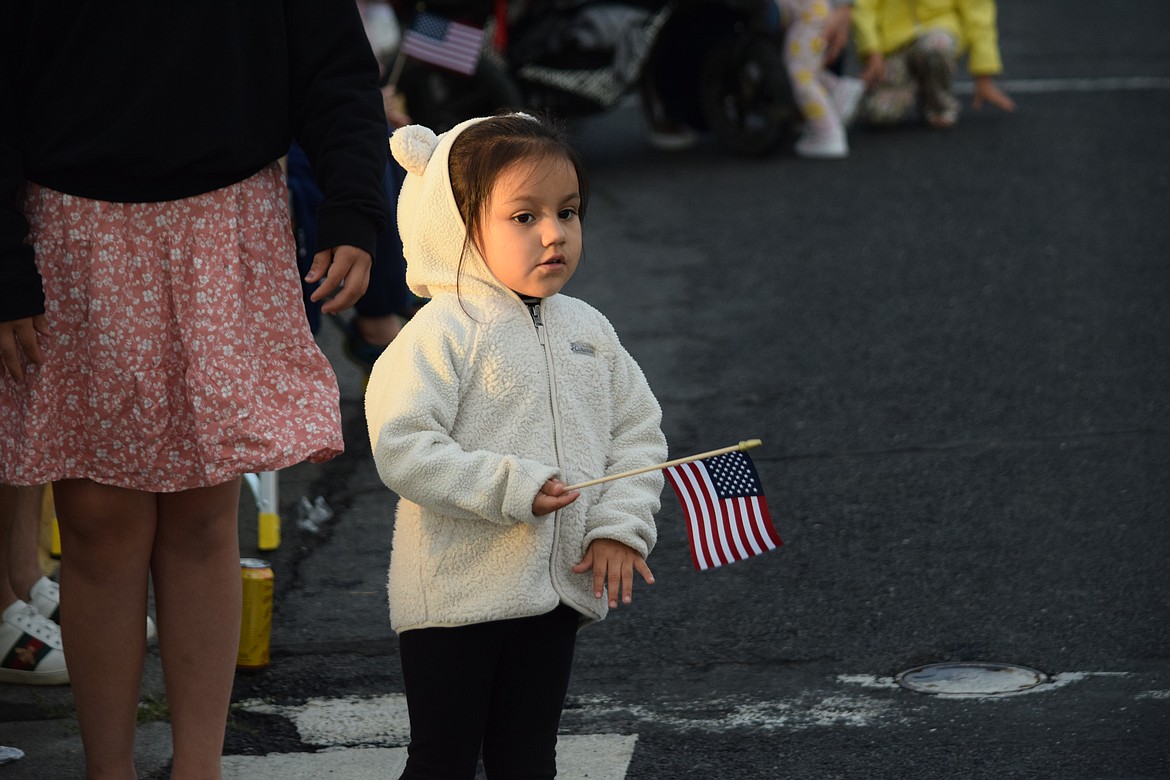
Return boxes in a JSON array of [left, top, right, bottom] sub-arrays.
[[1, 0, 390, 320]]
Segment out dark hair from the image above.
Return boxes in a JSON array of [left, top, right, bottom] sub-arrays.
[[448, 112, 590, 256]]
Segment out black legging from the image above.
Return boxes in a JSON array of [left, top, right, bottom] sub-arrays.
[[397, 604, 581, 780]]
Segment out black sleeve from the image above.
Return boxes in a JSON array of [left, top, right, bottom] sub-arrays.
[[285, 0, 390, 259], [0, 6, 44, 322]]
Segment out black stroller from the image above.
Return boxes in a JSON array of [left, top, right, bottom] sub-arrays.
[[387, 0, 799, 156]]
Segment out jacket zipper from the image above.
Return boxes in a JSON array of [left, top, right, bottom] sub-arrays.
[[526, 300, 567, 595]]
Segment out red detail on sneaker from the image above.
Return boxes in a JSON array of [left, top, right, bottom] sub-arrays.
[[3, 635, 50, 672]]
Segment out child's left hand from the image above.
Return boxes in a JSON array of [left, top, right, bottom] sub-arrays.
[[571, 539, 655, 609]]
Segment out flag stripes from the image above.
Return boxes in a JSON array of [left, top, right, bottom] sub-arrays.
[[400, 12, 484, 75], [665, 456, 781, 571]]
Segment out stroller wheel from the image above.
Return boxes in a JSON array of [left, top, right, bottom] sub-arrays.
[[397, 57, 522, 134], [698, 33, 796, 156]]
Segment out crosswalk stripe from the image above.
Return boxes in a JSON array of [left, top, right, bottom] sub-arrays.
[[222, 735, 638, 779]]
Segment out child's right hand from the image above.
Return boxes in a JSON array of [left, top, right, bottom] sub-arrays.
[[532, 478, 579, 516], [862, 52, 885, 88], [972, 75, 1017, 113]]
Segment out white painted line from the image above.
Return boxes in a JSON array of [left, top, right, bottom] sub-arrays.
[[239, 690, 899, 743], [235, 696, 637, 778], [223, 747, 404, 779], [1136, 690, 1170, 700], [954, 76, 1170, 94], [242, 695, 410, 747], [564, 693, 900, 730], [221, 736, 637, 780]]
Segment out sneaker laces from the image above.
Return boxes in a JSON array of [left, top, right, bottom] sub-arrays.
[[3, 601, 63, 650], [31, 576, 59, 602], [30, 576, 60, 608]]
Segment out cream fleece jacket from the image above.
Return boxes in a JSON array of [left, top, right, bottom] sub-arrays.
[[366, 117, 667, 633]]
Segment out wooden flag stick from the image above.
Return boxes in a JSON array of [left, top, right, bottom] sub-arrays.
[[386, 50, 407, 89], [563, 439, 762, 492]]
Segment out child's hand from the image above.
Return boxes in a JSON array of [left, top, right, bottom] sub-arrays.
[[532, 479, 579, 516], [571, 539, 655, 609], [821, 5, 852, 65], [972, 75, 1017, 113], [862, 52, 885, 88]]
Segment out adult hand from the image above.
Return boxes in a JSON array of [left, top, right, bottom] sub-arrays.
[[0, 315, 50, 381], [571, 538, 654, 609], [532, 478, 579, 516], [381, 84, 413, 129], [306, 245, 372, 314], [822, 5, 853, 66], [973, 75, 1017, 112]]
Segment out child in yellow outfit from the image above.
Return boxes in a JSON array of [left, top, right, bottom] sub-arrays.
[[776, 0, 867, 158], [852, 0, 1015, 127]]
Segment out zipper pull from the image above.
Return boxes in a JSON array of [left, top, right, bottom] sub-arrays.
[[527, 301, 546, 345]]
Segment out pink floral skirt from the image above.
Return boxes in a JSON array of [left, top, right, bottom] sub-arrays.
[[0, 164, 343, 492]]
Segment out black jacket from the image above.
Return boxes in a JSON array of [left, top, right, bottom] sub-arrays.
[[1, 0, 389, 320]]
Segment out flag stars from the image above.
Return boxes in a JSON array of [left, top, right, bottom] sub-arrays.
[[707, 452, 762, 499]]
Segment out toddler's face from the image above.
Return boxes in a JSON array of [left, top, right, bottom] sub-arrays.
[[478, 156, 582, 299]]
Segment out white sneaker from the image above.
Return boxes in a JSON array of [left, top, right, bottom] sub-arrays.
[[795, 128, 848, 159], [645, 122, 698, 152], [831, 77, 866, 127], [0, 600, 69, 685], [29, 575, 60, 622], [28, 575, 157, 642], [0, 745, 25, 765]]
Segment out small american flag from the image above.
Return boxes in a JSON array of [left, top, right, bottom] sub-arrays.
[[400, 12, 484, 76], [665, 450, 782, 571]]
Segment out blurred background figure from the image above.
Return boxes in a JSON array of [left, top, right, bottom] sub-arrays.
[[775, 0, 866, 158], [852, 0, 1015, 128], [291, 0, 418, 380]]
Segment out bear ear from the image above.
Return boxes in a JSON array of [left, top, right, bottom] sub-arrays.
[[390, 125, 440, 176]]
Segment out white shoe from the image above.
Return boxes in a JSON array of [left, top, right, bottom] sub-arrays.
[[831, 77, 866, 127], [645, 122, 698, 152], [0, 745, 25, 765], [29, 575, 60, 622], [28, 575, 157, 642], [795, 128, 848, 159], [0, 600, 69, 685]]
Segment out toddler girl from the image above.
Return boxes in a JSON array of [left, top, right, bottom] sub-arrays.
[[366, 113, 668, 779]]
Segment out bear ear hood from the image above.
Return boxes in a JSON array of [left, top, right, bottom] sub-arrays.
[[390, 116, 496, 301], [390, 124, 439, 177]]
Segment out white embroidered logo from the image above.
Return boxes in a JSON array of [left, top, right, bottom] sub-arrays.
[[569, 342, 595, 357]]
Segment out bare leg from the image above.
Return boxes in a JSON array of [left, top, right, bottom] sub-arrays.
[[54, 479, 156, 780], [153, 479, 242, 780], [0, 486, 15, 610], [4, 484, 46, 601]]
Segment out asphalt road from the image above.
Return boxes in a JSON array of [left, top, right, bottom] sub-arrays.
[[2, 1, 1167, 777]]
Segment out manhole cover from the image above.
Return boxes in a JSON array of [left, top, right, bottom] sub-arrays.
[[895, 662, 1049, 696]]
